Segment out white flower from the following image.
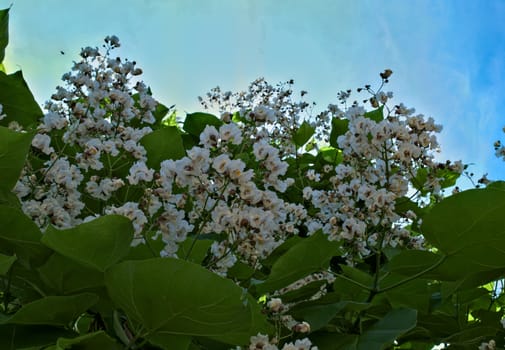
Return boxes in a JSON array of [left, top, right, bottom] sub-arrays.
[[219, 123, 243, 144], [281, 337, 317, 350], [42, 111, 67, 130], [127, 161, 154, 185], [212, 154, 230, 173], [199, 125, 219, 148], [32, 134, 54, 155], [267, 298, 283, 312], [253, 139, 272, 160], [248, 333, 277, 350]]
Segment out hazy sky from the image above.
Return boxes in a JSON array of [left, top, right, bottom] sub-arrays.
[[3, 0, 505, 187]]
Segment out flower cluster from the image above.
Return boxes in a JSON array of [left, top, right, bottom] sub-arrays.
[[302, 102, 463, 259], [198, 75, 463, 263], [156, 123, 306, 273], [199, 78, 319, 158], [14, 36, 158, 236], [237, 333, 318, 350]]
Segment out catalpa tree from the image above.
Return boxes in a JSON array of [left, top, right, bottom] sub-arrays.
[[0, 7, 504, 350]]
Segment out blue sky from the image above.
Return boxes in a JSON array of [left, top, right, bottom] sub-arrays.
[[3, 0, 505, 188]]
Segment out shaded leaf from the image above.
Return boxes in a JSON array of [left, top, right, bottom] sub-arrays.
[[55, 331, 122, 350], [37, 253, 104, 295], [357, 308, 417, 350], [256, 231, 341, 294], [41, 215, 133, 272], [0, 324, 75, 350], [2, 293, 99, 326], [147, 333, 191, 350], [0, 252, 16, 275], [386, 250, 443, 276], [0, 205, 50, 268]]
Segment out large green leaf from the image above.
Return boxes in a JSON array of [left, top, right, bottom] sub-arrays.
[[0, 205, 50, 268], [310, 333, 359, 350], [0, 324, 75, 350], [421, 189, 505, 277], [0, 127, 33, 191], [255, 231, 341, 294], [104, 258, 271, 344], [0, 71, 43, 128], [0, 8, 8, 64], [183, 112, 223, 138], [422, 189, 505, 254], [2, 293, 99, 326], [140, 126, 185, 170], [357, 308, 417, 350], [41, 215, 133, 272], [0, 252, 16, 275], [37, 253, 104, 295], [293, 121, 315, 148], [53, 331, 122, 350], [386, 250, 443, 276], [147, 333, 191, 350]]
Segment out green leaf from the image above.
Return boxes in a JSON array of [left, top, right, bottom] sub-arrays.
[[310, 332, 359, 350], [37, 253, 104, 294], [0, 127, 33, 191], [105, 258, 271, 344], [290, 294, 369, 332], [364, 106, 384, 122], [176, 237, 212, 264], [261, 235, 302, 268], [293, 121, 315, 148], [55, 331, 122, 350], [147, 333, 191, 350], [255, 231, 341, 294], [140, 126, 186, 170], [226, 261, 256, 281], [183, 112, 223, 138], [0, 8, 9, 63], [383, 277, 432, 313], [422, 188, 505, 276], [0, 71, 43, 128], [357, 308, 417, 350], [318, 146, 342, 165], [2, 293, 99, 326], [333, 265, 373, 301], [386, 250, 442, 276], [0, 252, 15, 275], [279, 280, 326, 303], [0, 324, 75, 350], [0, 205, 50, 268], [153, 102, 170, 125], [329, 117, 349, 147], [41, 215, 133, 272]]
